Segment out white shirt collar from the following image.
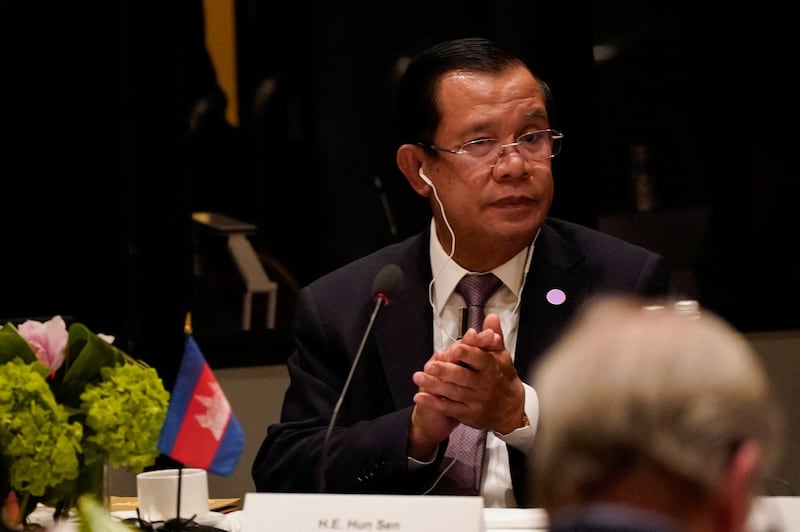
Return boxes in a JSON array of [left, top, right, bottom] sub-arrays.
[[428, 218, 533, 316]]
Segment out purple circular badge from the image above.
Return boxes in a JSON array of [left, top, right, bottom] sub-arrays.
[[546, 288, 566, 305]]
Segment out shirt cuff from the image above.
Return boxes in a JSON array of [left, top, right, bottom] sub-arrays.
[[407, 445, 439, 471], [492, 383, 538, 454]]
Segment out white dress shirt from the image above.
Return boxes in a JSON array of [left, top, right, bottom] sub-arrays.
[[427, 219, 539, 508]]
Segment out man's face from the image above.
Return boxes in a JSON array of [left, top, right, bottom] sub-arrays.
[[423, 65, 555, 268]]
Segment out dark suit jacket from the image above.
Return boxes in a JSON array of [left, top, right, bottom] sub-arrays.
[[251, 217, 677, 503], [547, 504, 686, 531]]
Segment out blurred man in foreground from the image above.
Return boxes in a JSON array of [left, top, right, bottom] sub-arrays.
[[529, 296, 784, 532]]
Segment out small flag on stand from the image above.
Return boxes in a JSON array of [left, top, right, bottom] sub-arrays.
[[157, 314, 245, 476]]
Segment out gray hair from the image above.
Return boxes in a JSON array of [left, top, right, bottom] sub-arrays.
[[530, 296, 784, 509]]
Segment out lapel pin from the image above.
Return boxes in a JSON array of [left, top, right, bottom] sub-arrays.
[[546, 288, 566, 305]]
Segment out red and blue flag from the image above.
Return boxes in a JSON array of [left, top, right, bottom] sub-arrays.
[[157, 334, 245, 476]]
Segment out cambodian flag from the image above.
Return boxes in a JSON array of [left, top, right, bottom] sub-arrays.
[[157, 334, 245, 476]]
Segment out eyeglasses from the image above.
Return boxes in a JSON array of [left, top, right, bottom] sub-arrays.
[[422, 129, 564, 166]]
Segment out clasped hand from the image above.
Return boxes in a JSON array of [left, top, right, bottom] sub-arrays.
[[408, 313, 525, 459]]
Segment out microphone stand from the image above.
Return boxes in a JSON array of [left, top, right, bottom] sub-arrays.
[[317, 294, 388, 492], [160, 466, 192, 531], [162, 466, 222, 532], [138, 466, 227, 532]]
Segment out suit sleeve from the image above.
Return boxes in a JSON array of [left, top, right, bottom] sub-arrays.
[[251, 285, 443, 494]]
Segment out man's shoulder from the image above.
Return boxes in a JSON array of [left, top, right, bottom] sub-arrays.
[[548, 503, 682, 532], [308, 231, 426, 290], [544, 217, 662, 257]]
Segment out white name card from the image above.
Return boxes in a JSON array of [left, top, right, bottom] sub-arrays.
[[241, 493, 485, 532]]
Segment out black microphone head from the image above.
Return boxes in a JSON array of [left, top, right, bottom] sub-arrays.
[[372, 264, 404, 304]]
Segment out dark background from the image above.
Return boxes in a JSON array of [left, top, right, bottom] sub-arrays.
[[2, 2, 798, 381]]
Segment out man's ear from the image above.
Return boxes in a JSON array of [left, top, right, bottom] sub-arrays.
[[718, 440, 763, 532], [396, 144, 432, 196]]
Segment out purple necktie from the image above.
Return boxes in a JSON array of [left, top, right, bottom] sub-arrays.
[[457, 273, 503, 332], [435, 273, 502, 495]]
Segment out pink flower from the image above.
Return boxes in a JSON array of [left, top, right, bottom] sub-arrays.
[[18, 315, 68, 375]]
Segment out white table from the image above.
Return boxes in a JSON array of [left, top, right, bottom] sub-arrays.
[[28, 496, 800, 532]]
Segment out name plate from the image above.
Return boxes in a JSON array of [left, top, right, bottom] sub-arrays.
[[241, 493, 484, 532]]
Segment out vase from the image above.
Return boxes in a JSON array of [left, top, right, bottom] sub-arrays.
[[42, 457, 109, 524], [80, 457, 110, 509], [70, 457, 109, 514]]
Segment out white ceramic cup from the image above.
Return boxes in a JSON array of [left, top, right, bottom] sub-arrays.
[[136, 468, 210, 523]]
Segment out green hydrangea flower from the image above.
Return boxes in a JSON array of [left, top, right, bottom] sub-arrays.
[[80, 363, 170, 471], [0, 359, 83, 496]]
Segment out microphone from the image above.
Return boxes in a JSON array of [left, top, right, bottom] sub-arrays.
[[317, 264, 404, 492]]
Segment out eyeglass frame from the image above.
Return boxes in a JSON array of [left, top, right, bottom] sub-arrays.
[[419, 128, 564, 165]]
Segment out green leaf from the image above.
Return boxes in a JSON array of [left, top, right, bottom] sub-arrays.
[[0, 322, 37, 364], [59, 323, 125, 407], [77, 495, 134, 532]]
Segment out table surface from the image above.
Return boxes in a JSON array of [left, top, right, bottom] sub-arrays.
[[109, 496, 242, 514], [29, 496, 800, 532]]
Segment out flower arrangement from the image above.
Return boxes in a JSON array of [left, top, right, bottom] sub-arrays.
[[0, 316, 170, 525]]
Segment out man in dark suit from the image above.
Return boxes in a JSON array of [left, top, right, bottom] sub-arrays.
[[252, 37, 677, 507]]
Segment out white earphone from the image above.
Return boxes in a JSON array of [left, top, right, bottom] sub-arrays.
[[418, 167, 433, 187], [419, 158, 538, 343]]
